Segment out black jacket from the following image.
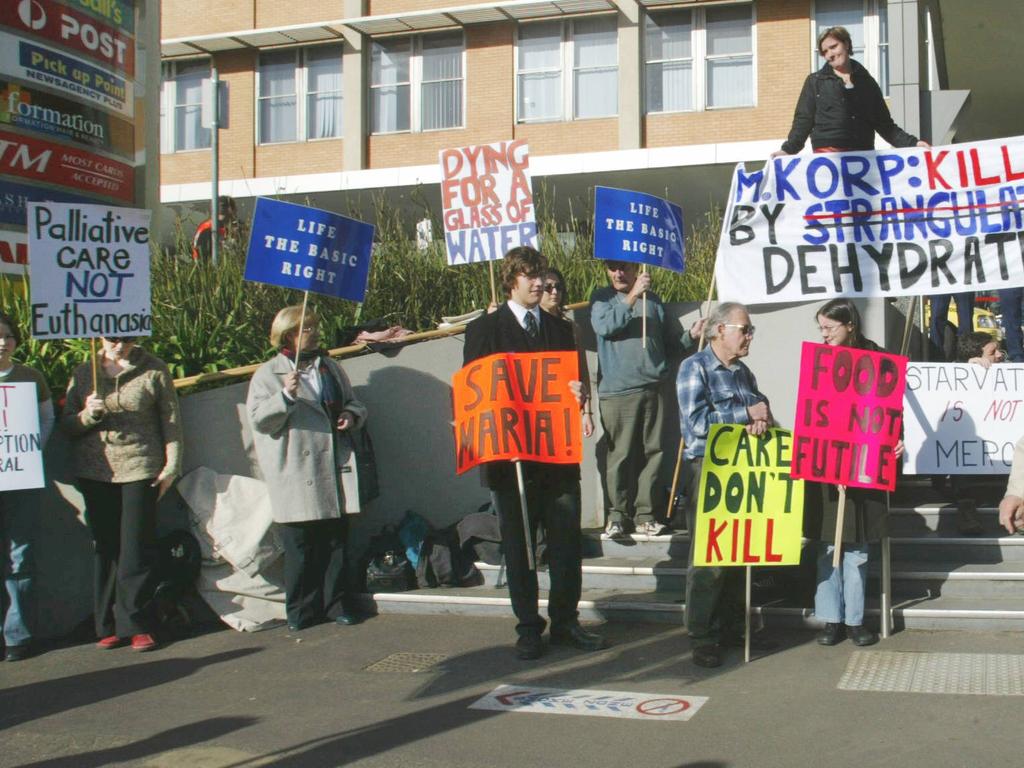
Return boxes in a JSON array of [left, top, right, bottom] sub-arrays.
[[781, 59, 919, 154], [462, 302, 580, 490]]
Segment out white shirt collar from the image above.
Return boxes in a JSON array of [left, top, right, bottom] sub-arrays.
[[506, 300, 540, 330]]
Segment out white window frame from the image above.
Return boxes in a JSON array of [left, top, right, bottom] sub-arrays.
[[255, 44, 344, 146], [642, 2, 756, 116], [160, 58, 212, 154], [514, 15, 620, 124], [811, 0, 889, 95], [369, 31, 466, 135]]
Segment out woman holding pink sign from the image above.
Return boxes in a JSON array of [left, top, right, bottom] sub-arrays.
[[805, 299, 903, 647]]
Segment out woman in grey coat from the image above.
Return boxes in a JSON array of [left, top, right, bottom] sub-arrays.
[[247, 306, 368, 630]]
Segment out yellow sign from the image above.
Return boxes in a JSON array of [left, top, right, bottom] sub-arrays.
[[693, 425, 804, 567]]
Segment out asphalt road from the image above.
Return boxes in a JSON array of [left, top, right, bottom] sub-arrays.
[[1, 615, 1019, 768]]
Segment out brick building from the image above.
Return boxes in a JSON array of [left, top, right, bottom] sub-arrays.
[[158, 0, 983, 233]]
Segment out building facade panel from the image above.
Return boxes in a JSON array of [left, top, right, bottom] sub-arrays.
[[161, 0, 255, 39], [255, 0, 350, 30], [256, 139, 345, 178]]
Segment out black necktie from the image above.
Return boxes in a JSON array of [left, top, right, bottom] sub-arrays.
[[524, 311, 538, 339]]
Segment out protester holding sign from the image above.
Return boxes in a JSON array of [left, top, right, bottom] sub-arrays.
[[463, 246, 605, 661], [591, 261, 702, 538], [803, 299, 903, 647], [63, 338, 182, 653], [776, 25, 927, 156], [540, 268, 594, 440], [247, 307, 368, 631], [676, 302, 774, 668], [0, 312, 54, 662]]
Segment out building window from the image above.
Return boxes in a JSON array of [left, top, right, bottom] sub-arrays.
[[644, 4, 754, 115], [370, 32, 464, 134], [161, 59, 211, 153], [814, 0, 889, 94], [516, 16, 618, 123], [257, 45, 343, 145]]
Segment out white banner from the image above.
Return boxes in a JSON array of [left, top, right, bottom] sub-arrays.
[[439, 140, 537, 265], [717, 135, 1024, 304], [902, 362, 1024, 474], [0, 382, 44, 491], [28, 202, 152, 339]]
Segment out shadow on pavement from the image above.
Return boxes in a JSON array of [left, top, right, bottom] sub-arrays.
[[0, 648, 261, 731], [11, 717, 259, 768]]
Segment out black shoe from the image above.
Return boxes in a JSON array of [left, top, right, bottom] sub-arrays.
[[847, 624, 879, 646], [550, 623, 608, 652], [515, 633, 544, 660], [817, 623, 845, 646], [4, 644, 32, 662], [335, 612, 363, 626], [956, 500, 983, 536], [692, 643, 723, 668]]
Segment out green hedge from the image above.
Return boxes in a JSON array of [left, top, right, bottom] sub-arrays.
[[1, 195, 719, 395]]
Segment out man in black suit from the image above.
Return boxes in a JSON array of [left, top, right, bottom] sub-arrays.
[[463, 246, 607, 660]]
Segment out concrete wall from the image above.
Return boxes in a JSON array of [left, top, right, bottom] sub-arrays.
[[32, 296, 905, 639]]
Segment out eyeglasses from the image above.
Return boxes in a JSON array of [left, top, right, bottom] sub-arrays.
[[543, 283, 564, 294], [818, 323, 846, 335], [723, 324, 756, 337], [605, 261, 632, 272]]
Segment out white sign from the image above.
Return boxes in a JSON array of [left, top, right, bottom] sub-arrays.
[[28, 201, 152, 339], [902, 362, 1024, 474], [470, 685, 708, 722], [439, 140, 537, 265], [717, 135, 1024, 304], [0, 382, 45, 491]]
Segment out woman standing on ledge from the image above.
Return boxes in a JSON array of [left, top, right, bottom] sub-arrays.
[[775, 25, 929, 157], [64, 336, 182, 653]]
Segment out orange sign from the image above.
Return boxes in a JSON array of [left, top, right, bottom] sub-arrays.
[[453, 351, 582, 474]]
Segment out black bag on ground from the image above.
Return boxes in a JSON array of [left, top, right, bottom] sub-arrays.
[[416, 525, 482, 588], [360, 524, 415, 592]]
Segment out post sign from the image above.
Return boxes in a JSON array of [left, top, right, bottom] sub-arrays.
[[593, 186, 685, 272], [903, 362, 1024, 474], [0, 382, 45, 491], [245, 197, 375, 302], [692, 425, 804, 567], [792, 342, 907, 491], [28, 201, 151, 339], [452, 351, 581, 474], [439, 140, 537, 265]]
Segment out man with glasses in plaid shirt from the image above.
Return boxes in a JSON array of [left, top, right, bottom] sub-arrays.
[[676, 301, 774, 668]]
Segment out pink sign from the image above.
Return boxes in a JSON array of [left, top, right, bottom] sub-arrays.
[[791, 341, 908, 491]]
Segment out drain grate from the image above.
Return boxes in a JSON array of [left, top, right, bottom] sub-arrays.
[[839, 651, 1024, 696], [364, 652, 448, 673]]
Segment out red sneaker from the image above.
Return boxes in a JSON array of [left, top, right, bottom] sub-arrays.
[[96, 635, 125, 650], [131, 634, 159, 652]]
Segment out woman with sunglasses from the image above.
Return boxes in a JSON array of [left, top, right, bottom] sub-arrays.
[[0, 312, 55, 661], [539, 268, 594, 439], [805, 298, 903, 647], [63, 335, 182, 652], [247, 306, 367, 631]]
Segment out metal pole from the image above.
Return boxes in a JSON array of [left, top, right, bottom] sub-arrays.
[[881, 531, 892, 639], [210, 65, 220, 266], [515, 462, 535, 571]]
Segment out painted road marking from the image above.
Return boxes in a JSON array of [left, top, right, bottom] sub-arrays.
[[471, 685, 708, 721]]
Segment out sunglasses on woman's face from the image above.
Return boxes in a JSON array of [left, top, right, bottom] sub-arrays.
[[543, 283, 564, 294]]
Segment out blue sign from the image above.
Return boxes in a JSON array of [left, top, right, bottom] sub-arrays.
[[0, 181, 93, 226], [244, 198, 375, 302], [593, 186, 685, 273]]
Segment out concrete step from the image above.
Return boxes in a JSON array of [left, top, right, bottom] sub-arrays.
[[878, 560, 1024, 598], [890, 535, 1024, 562], [887, 505, 1002, 536], [362, 587, 1024, 632], [478, 557, 687, 592]]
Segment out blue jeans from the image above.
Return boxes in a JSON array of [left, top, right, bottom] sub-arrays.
[[929, 291, 974, 353], [1, 490, 39, 648], [815, 542, 869, 626], [1000, 287, 1023, 362]]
